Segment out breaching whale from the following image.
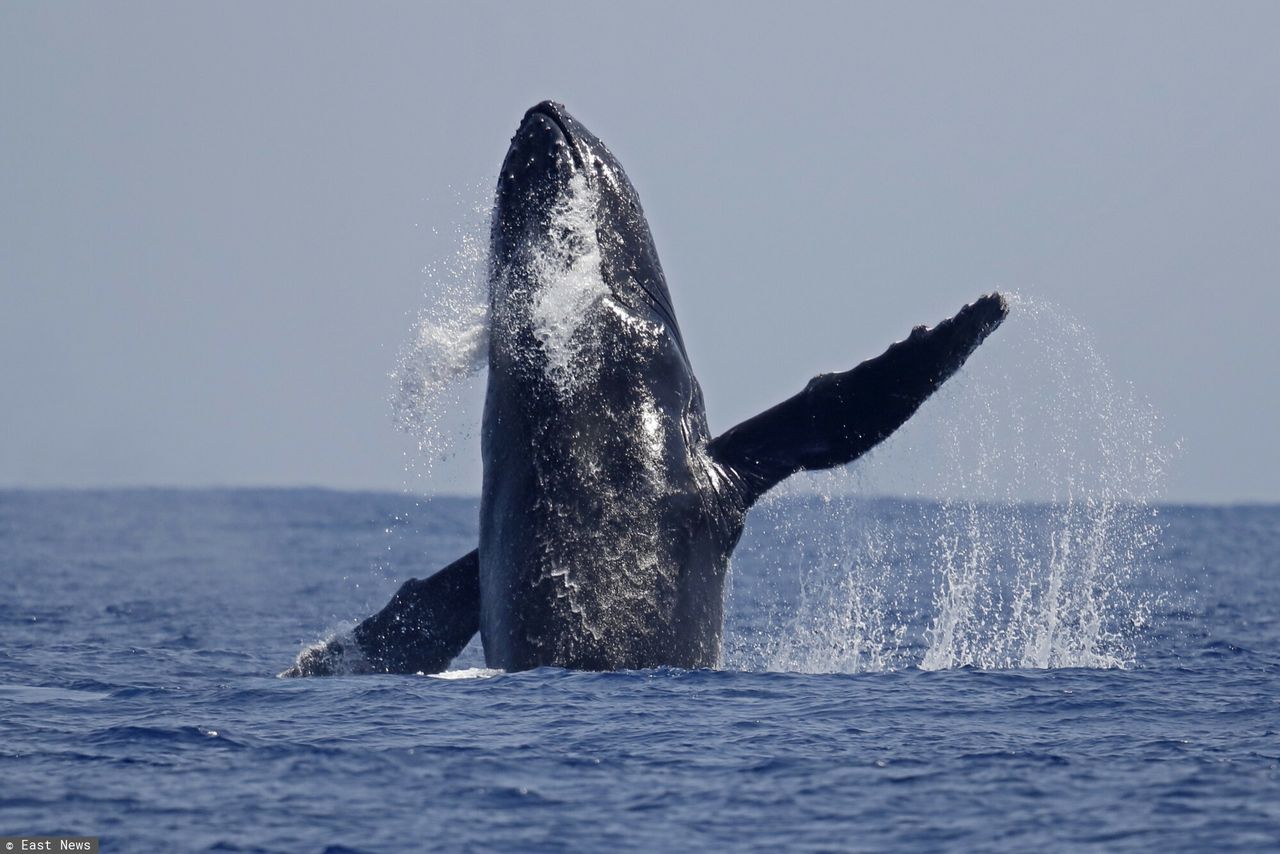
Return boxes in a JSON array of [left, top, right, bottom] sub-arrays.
[[283, 101, 1006, 676]]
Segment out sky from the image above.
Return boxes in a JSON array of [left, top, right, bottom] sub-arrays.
[[2, 2, 1277, 503]]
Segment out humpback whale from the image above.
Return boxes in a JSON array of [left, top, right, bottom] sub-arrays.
[[283, 101, 1006, 676]]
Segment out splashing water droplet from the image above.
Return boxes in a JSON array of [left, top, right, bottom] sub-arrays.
[[390, 182, 493, 487], [726, 294, 1173, 673]]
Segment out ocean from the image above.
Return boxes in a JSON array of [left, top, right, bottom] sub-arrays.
[[1, 489, 1277, 851]]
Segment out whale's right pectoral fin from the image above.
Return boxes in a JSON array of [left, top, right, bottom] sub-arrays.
[[280, 548, 480, 677], [707, 293, 1007, 507]]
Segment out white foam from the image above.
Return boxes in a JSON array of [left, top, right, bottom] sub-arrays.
[[527, 172, 608, 397], [424, 667, 505, 680], [279, 626, 374, 677]]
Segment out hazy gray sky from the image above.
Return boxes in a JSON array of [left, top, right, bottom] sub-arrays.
[[2, 2, 1277, 502]]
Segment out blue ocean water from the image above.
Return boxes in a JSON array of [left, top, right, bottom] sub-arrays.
[[1, 489, 1277, 851]]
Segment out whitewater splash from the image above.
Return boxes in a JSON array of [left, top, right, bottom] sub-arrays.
[[390, 184, 491, 486], [426, 668, 505, 680], [727, 295, 1171, 673]]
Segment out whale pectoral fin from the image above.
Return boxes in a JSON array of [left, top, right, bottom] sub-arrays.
[[280, 549, 480, 677], [707, 293, 1007, 506], [351, 548, 481, 673]]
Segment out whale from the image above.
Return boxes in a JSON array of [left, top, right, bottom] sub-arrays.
[[283, 101, 1007, 676]]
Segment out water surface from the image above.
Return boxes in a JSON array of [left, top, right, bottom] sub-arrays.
[[1, 490, 1276, 850]]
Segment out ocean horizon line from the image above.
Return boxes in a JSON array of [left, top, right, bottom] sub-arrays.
[[1, 483, 1274, 510]]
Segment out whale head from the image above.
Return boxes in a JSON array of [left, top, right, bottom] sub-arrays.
[[489, 101, 684, 376]]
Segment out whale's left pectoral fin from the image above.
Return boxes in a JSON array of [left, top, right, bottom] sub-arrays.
[[280, 549, 480, 677], [707, 293, 1007, 507]]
